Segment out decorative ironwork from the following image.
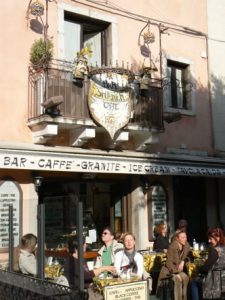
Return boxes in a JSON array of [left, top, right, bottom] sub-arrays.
[[138, 21, 158, 74], [0, 269, 88, 299], [28, 60, 164, 132], [30, 1, 44, 16], [162, 77, 193, 91]]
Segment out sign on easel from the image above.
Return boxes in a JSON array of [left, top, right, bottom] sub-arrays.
[[104, 280, 149, 300]]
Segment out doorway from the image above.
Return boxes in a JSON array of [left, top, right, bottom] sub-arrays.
[[173, 176, 207, 243]]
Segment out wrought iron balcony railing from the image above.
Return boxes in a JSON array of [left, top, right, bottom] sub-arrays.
[[28, 60, 164, 131]]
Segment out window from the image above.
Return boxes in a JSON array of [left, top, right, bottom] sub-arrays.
[[64, 12, 110, 65], [166, 59, 192, 110]]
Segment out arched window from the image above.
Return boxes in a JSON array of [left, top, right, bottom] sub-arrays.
[[148, 183, 168, 240]]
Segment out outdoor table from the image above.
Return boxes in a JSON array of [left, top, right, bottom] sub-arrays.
[[142, 251, 166, 273]]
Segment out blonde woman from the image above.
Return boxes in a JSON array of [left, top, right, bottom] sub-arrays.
[[18, 233, 37, 276], [157, 230, 191, 300], [114, 233, 144, 279]]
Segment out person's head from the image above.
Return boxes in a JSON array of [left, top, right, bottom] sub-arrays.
[[155, 222, 168, 237], [178, 219, 188, 232], [123, 233, 136, 252], [174, 230, 187, 246], [101, 227, 114, 246], [20, 233, 37, 253], [67, 235, 86, 255], [207, 228, 225, 247]]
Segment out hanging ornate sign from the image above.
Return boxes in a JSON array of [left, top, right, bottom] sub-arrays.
[[88, 68, 133, 139]]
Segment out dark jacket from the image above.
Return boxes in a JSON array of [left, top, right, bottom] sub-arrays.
[[153, 235, 169, 252], [202, 245, 225, 299], [64, 255, 95, 288]]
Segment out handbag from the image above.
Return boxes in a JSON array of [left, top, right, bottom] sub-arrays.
[[202, 269, 222, 299]]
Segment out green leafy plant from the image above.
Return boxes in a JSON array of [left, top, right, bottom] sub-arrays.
[[30, 38, 54, 68]]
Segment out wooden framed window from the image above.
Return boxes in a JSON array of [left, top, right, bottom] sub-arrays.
[[167, 59, 191, 110], [64, 12, 110, 65]]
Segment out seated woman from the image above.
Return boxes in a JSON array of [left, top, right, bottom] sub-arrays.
[[114, 233, 144, 279], [64, 235, 116, 288], [18, 233, 38, 276], [153, 222, 170, 253], [157, 230, 191, 300], [191, 227, 225, 300]]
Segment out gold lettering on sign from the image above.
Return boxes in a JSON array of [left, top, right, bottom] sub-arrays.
[[88, 79, 131, 139]]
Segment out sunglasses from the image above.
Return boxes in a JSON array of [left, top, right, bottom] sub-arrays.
[[102, 232, 110, 235]]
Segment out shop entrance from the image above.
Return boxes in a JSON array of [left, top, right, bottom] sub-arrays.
[[40, 178, 129, 250], [173, 176, 207, 243]]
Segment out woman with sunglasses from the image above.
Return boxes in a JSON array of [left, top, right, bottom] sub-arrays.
[[94, 227, 123, 270], [191, 227, 225, 300]]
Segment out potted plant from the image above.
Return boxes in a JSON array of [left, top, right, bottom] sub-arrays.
[[29, 38, 54, 70], [72, 43, 92, 80]]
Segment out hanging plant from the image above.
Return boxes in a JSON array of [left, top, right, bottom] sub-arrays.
[[29, 38, 54, 69]]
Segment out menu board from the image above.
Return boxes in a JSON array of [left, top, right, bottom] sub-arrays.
[[104, 280, 148, 300], [151, 184, 167, 234], [0, 180, 21, 250]]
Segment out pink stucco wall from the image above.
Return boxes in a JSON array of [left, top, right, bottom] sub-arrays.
[[0, 0, 212, 153]]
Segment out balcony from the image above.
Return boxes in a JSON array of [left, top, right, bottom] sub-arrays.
[[28, 60, 164, 151]]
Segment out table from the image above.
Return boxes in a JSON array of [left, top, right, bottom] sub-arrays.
[[142, 250, 208, 279], [142, 252, 166, 273]]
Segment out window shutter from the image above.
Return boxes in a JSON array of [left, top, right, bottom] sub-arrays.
[[64, 20, 81, 62]]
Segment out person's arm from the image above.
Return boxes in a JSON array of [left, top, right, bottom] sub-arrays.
[[93, 265, 116, 277], [199, 248, 218, 274], [135, 253, 144, 278], [165, 243, 180, 274], [114, 251, 123, 275]]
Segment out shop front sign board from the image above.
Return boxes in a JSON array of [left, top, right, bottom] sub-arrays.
[[1, 149, 225, 177]]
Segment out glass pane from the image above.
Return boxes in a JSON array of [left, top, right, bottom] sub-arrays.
[[151, 185, 167, 237], [64, 20, 81, 62], [84, 32, 102, 66]]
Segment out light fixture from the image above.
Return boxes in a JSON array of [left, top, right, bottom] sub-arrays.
[[140, 175, 150, 191], [33, 175, 44, 192]]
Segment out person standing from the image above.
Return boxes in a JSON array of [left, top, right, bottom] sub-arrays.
[[157, 230, 191, 300], [94, 227, 123, 269], [114, 233, 144, 279]]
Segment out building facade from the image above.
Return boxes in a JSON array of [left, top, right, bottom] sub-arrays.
[[0, 0, 224, 264]]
